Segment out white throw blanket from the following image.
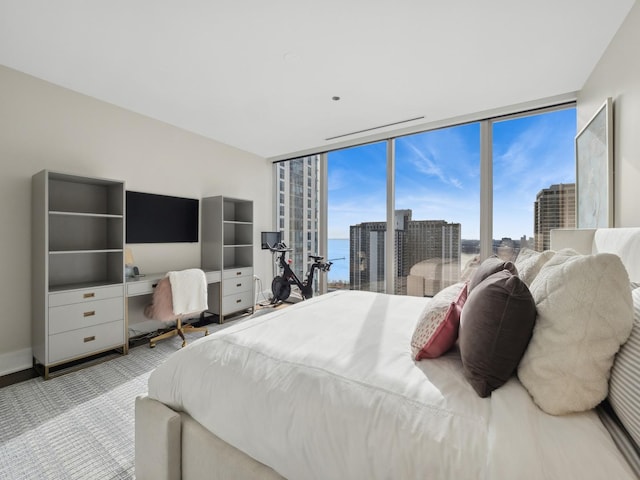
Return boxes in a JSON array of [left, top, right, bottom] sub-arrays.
[[168, 268, 208, 315]]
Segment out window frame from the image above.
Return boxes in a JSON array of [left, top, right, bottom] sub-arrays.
[[277, 102, 575, 295]]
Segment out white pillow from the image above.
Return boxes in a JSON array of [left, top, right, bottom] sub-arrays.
[[517, 249, 634, 415], [514, 248, 555, 286]]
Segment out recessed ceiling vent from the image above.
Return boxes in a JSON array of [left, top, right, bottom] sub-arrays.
[[325, 116, 425, 141]]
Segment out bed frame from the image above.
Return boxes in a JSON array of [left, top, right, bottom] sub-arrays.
[[135, 227, 640, 480], [135, 395, 284, 480]]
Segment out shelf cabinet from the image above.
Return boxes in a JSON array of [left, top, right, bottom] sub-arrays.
[[32, 170, 127, 378], [202, 196, 254, 322]]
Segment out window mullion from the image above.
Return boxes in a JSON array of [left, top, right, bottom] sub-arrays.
[[319, 153, 328, 294], [480, 120, 493, 260], [386, 139, 395, 294]]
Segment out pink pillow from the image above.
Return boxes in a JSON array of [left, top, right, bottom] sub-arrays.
[[411, 283, 468, 360]]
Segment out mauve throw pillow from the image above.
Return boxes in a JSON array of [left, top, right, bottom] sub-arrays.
[[411, 282, 468, 360], [459, 269, 537, 397], [468, 255, 518, 293]]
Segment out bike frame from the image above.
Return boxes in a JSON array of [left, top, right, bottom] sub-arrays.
[[269, 243, 331, 302]]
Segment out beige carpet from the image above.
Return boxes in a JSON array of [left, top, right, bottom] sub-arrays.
[[0, 321, 238, 480]]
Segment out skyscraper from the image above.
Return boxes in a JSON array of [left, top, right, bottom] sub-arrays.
[[534, 183, 576, 251], [350, 210, 461, 295], [275, 156, 320, 282]]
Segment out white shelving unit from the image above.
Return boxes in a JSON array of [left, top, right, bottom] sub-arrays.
[[201, 196, 254, 322], [32, 170, 127, 379]]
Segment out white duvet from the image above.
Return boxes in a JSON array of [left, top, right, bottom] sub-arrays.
[[148, 290, 635, 479]]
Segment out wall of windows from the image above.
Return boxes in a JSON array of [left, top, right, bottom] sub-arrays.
[[275, 104, 576, 298]]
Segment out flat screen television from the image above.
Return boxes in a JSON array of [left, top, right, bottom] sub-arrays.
[[261, 231, 282, 249], [126, 191, 199, 243]]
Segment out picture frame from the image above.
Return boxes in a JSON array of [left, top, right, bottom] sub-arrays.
[[575, 97, 613, 228]]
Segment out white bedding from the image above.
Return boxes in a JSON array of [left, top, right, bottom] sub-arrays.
[[147, 290, 635, 479]]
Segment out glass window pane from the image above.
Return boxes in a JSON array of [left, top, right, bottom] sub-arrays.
[[328, 142, 387, 292], [395, 124, 481, 296], [493, 108, 576, 260], [273, 156, 321, 291]]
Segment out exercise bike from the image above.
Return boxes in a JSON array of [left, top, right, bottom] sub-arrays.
[[268, 242, 332, 304]]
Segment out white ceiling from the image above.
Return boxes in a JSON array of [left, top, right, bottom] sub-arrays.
[[0, 1, 635, 160]]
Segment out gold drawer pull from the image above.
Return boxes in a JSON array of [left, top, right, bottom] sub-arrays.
[[83, 311, 96, 317], [84, 336, 96, 343], [83, 292, 95, 299]]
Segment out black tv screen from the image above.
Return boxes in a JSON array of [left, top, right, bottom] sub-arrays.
[[126, 191, 199, 243]]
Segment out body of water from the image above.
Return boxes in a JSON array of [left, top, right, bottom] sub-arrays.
[[327, 238, 349, 282]]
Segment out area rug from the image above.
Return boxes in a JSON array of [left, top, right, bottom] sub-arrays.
[[0, 321, 236, 480]]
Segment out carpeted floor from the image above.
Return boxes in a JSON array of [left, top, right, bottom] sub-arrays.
[[0, 321, 238, 480]]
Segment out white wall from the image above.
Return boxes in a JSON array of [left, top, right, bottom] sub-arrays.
[[577, 1, 640, 228], [0, 65, 274, 374]]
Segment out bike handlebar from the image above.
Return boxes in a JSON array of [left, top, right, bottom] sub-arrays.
[[267, 242, 292, 253], [268, 242, 332, 272]]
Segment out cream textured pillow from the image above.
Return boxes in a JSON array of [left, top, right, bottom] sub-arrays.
[[515, 248, 555, 286], [517, 249, 634, 415]]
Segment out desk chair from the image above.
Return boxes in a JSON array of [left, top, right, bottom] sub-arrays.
[[145, 269, 209, 348]]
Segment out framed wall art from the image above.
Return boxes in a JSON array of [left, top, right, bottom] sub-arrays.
[[575, 97, 613, 228]]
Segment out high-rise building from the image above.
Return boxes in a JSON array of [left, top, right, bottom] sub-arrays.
[[275, 156, 320, 282], [534, 183, 576, 251], [350, 210, 461, 295]]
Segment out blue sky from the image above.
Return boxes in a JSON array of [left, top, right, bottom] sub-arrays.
[[328, 108, 576, 240]]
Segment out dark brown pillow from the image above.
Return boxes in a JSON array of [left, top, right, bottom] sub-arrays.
[[468, 255, 518, 293], [459, 269, 536, 397]]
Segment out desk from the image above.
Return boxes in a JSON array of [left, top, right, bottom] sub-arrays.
[[125, 270, 222, 297], [125, 270, 222, 338]]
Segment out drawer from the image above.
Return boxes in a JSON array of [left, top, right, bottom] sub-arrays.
[[126, 280, 155, 297], [49, 297, 124, 335], [223, 276, 252, 296], [221, 291, 253, 315], [49, 284, 123, 307], [49, 319, 125, 364], [223, 267, 253, 280]]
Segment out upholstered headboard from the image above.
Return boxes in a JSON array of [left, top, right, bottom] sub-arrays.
[[551, 227, 640, 476], [550, 228, 640, 282]]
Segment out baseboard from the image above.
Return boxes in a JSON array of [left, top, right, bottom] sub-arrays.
[[0, 347, 33, 376]]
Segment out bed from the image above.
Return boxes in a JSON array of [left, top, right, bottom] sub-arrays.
[[135, 227, 640, 480]]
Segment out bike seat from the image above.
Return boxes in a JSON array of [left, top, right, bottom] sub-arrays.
[[308, 254, 324, 261]]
